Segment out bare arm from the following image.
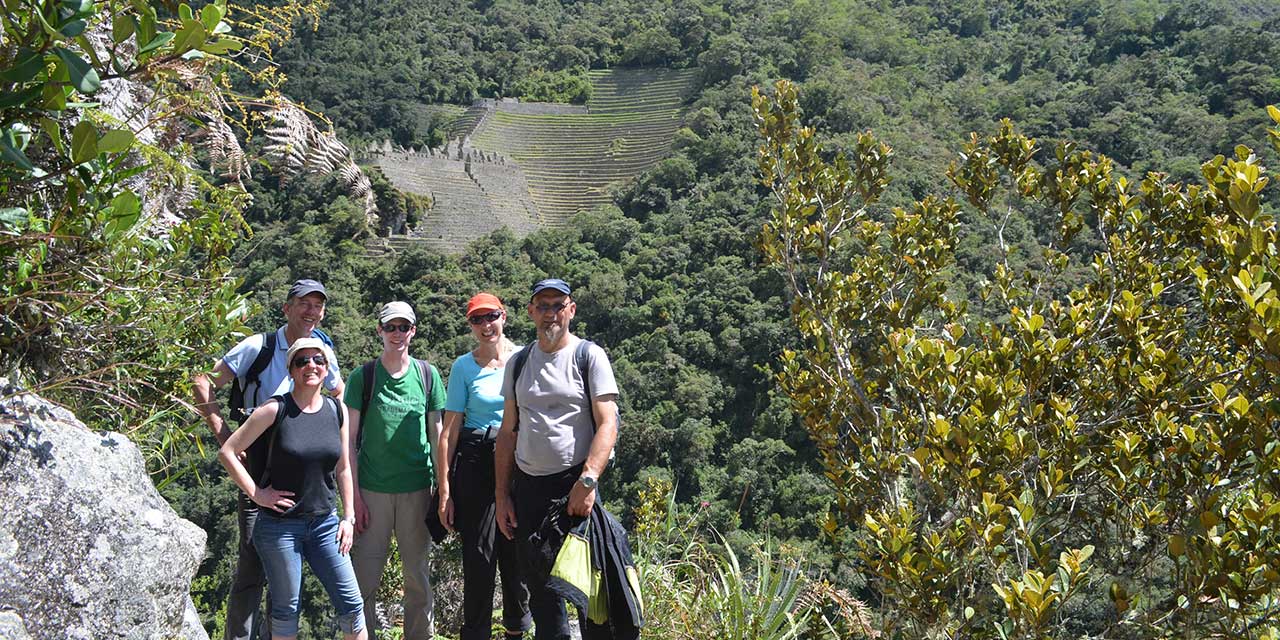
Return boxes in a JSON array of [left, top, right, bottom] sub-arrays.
[[346, 403, 369, 533], [217, 401, 294, 512], [335, 398, 355, 553], [437, 410, 465, 531], [193, 360, 236, 444], [567, 394, 618, 517], [427, 409, 443, 452], [494, 394, 519, 540]]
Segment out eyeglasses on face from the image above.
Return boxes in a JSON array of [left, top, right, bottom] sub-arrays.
[[291, 354, 328, 369], [468, 310, 503, 325], [534, 302, 569, 315], [381, 322, 413, 333]]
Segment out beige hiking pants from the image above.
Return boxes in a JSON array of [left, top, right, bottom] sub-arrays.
[[350, 487, 434, 640]]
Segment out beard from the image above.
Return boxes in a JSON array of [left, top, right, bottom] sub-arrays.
[[540, 322, 565, 344]]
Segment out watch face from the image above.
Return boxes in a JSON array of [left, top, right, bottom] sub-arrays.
[[580, 476, 597, 488]]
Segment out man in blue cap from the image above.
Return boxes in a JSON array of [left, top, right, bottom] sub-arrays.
[[495, 278, 623, 639], [193, 278, 345, 640]]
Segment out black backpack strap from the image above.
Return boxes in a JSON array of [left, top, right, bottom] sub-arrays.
[[356, 359, 376, 450], [327, 394, 344, 430], [246, 332, 277, 402], [414, 358, 433, 400], [576, 340, 618, 465], [508, 345, 532, 433], [258, 394, 288, 487], [229, 331, 276, 423], [576, 340, 595, 432]]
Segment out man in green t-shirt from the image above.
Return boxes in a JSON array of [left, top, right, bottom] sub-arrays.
[[345, 301, 446, 640]]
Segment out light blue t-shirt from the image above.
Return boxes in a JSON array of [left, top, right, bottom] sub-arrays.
[[222, 327, 341, 411], [444, 350, 510, 430]]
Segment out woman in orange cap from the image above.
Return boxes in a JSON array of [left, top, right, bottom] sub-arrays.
[[436, 292, 531, 640]]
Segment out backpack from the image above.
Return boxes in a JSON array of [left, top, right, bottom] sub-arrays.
[[258, 393, 344, 487], [507, 339, 618, 434], [228, 328, 335, 424], [356, 357, 436, 444]]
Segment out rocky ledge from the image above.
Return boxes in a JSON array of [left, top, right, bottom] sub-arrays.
[[0, 380, 208, 640]]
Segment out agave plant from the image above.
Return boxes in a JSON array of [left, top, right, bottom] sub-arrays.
[[693, 543, 809, 640]]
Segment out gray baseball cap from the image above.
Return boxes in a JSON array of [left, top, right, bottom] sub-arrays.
[[378, 301, 416, 324]]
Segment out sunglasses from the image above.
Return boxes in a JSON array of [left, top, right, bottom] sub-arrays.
[[291, 354, 328, 369], [534, 302, 569, 315], [381, 322, 413, 333], [468, 311, 503, 325]]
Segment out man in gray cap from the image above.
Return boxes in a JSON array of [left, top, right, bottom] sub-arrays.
[[193, 278, 345, 640], [344, 301, 446, 640], [495, 278, 623, 640]]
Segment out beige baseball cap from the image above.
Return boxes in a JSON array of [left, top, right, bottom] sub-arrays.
[[378, 301, 416, 325]]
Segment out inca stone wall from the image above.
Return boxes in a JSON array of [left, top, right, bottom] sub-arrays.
[[373, 147, 540, 254], [372, 70, 697, 254]]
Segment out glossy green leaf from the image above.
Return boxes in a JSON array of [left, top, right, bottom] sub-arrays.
[[0, 129, 35, 171], [60, 0, 92, 14], [0, 50, 47, 83], [0, 86, 43, 109], [137, 31, 174, 55], [70, 119, 98, 164], [200, 3, 224, 31], [59, 19, 87, 37], [172, 20, 206, 54], [105, 190, 141, 237], [111, 14, 135, 43], [137, 8, 156, 44], [97, 129, 135, 154], [51, 48, 100, 94], [40, 81, 68, 110], [40, 117, 66, 154], [202, 39, 242, 55]]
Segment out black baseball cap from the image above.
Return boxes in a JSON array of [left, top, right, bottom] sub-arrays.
[[287, 279, 327, 301], [530, 278, 571, 299]]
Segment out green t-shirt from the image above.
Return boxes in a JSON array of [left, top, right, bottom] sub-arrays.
[[344, 359, 446, 493]]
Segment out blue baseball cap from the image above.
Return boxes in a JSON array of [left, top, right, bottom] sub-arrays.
[[530, 278, 571, 299], [287, 278, 327, 301]]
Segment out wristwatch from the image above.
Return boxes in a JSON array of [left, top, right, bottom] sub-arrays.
[[578, 475, 598, 490], [342, 516, 355, 525]]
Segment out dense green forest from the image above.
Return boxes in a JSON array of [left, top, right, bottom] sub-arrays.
[[4, 0, 1279, 636]]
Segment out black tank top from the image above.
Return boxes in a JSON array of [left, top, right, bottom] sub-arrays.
[[261, 394, 343, 517]]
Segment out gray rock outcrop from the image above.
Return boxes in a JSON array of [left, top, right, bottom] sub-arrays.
[[0, 381, 209, 640]]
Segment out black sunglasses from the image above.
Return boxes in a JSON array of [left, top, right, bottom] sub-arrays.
[[291, 354, 327, 369], [468, 310, 503, 325], [381, 322, 413, 333]]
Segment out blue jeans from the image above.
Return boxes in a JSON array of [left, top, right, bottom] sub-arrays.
[[253, 511, 364, 637]]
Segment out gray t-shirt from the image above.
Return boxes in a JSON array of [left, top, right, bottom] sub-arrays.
[[503, 336, 618, 476]]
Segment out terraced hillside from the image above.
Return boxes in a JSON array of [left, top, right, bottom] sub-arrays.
[[469, 67, 699, 223], [374, 151, 539, 254]]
